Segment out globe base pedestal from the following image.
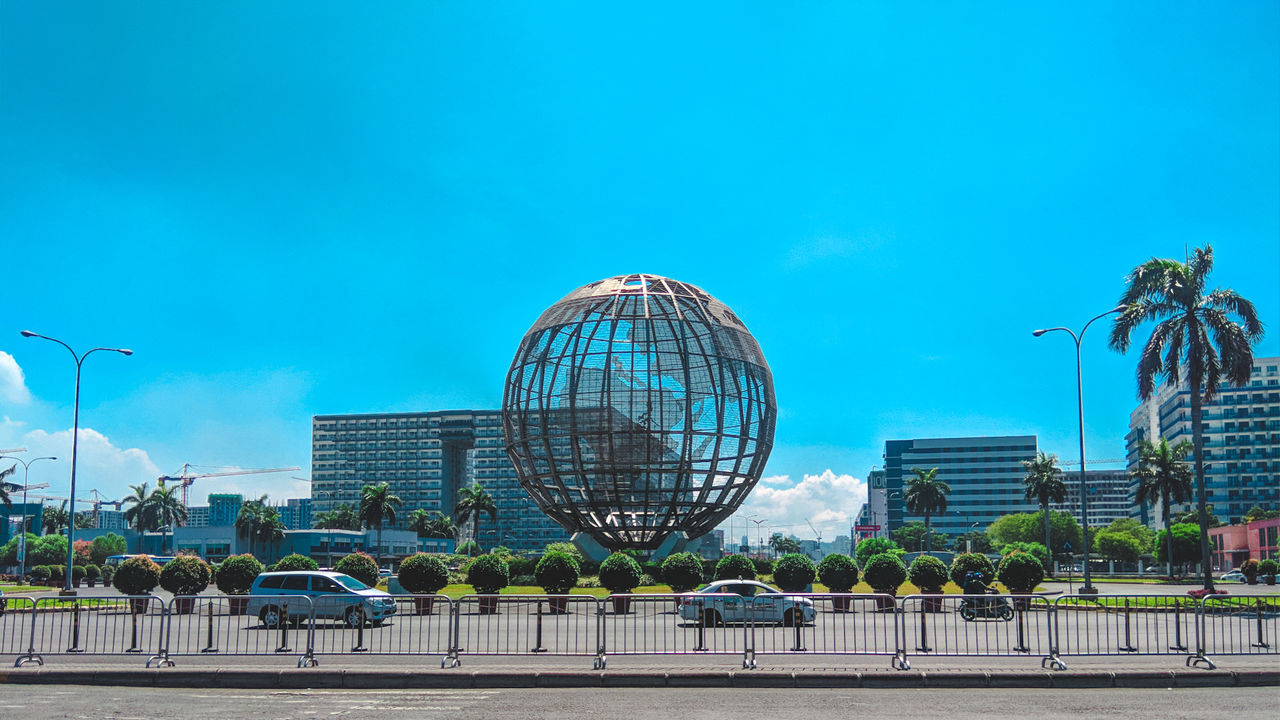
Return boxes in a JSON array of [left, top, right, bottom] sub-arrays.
[[570, 530, 691, 562]]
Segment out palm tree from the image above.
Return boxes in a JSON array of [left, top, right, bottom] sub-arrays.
[[1132, 438, 1194, 578], [0, 464, 15, 507], [409, 509, 455, 539], [1022, 451, 1067, 573], [1109, 245, 1265, 590], [122, 482, 156, 552], [903, 467, 950, 553], [256, 507, 286, 559], [453, 483, 496, 553], [358, 483, 403, 565], [235, 495, 268, 558], [148, 484, 188, 555], [42, 501, 70, 535]]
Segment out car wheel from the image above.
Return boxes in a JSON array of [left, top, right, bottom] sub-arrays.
[[259, 605, 282, 629], [701, 609, 722, 627], [344, 606, 365, 628]]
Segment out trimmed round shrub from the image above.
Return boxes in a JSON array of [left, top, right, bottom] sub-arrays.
[[100, 564, 115, 582], [1258, 558, 1278, 579], [30, 565, 50, 583], [275, 553, 319, 572], [949, 552, 996, 587], [908, 555, 949, 592], [854, 537, 904, 568], [334, 552, 380, 587], [72, 565, 86, 582], [816, 553, 859, 592], [1240, 558, 1260, 582], [398, 553, 450, 594], [49, 565, 65, 581], [535, 551, 580, 594], [599, 552, 644, 594], [214, 554, 264, 595], [662, 552, 704, 592], [85, 564, 101, 580], [715, 554, 756, 581], [114, 556, 163, 596], [772, 553, 816, 592], [160, 555, 212, 596], [997, 551, 1044, 593], [1000, 541, 1049, 571], [862, 553, 907, 595], [466, 553, 510, 594], [457, 540, 482, 557]]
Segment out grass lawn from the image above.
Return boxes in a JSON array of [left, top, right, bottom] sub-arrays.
[[425, 580, 1016, 599], [0, 584, 44, 593]]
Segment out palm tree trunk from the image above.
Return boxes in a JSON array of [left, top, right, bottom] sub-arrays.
[[1190, 377, 1214, 591], [376, 524, 383, 566], [1043, 502, 1052, 576], [1163, 498, 1174, 578], [924, 514, 931, 553]]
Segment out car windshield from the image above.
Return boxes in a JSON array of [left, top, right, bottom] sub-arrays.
[[334, 575, 369, 591]]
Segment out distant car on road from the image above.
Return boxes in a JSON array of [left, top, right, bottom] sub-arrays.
[[677, 579, 815, 627], [246, 570, 396, 628], [1217, 570, 1246, 583]]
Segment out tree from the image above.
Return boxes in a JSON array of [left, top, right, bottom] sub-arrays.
[[1022, 451, 1066, 572], [148, 484, 188, 555], [954, 530, 993, 554], [1110, 245, 1265, 591], [256, 506, 286, 557], [0, 463, 14, 507], [90, 533, 128, 565], [41, 501, 70, 535], [408, 508, 456, 539], [903, 467, 950, 552], [853, 537, 904, 568], [74, 512, 94, 530], [1095, 531, 1142, 564], [1131, 437, 1194, 577], [315, 502, 359, 530], [768, 533, 802, 556], [891, 521, 950, 552], [358, 482, 403, 565], [122, 482, 157, 552], [987, 511, 1082, 557], [1242, 505, 1280, 523], [235, 495, 268, 558], [454, 483, 496, 550], [1172, 505, 1221, 528], [1153, 523, 1201, 572], [1100, 518, 1156, 551]]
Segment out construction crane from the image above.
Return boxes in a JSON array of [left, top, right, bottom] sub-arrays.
[[1059, 457, 1126, 467], [158, 463, 301, 507], [806, 519, 822, 545], [89, 489, 124, 526]]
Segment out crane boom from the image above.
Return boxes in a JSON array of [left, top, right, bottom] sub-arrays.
[[158, 463, 301, 507], [1058, 457, 1126, 467]]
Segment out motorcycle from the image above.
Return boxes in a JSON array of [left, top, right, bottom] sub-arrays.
[[959, 580, 1014, 621]]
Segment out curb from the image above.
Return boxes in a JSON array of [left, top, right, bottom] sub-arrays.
[[0, 668, 1274, 689]]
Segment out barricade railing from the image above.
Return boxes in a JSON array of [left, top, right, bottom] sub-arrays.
[[450, 595, 599, 668], [1051, 594, 1196, 670], [1189, 594, 1278, 669], [0, 596, 36, 662], [900, 593, 1052, 669], [310, 594, 452, 664], [16, 595, 167, 667], [748, 594, 902, 669], [163, 594, 316, 667], [600, 593, 750, 669]]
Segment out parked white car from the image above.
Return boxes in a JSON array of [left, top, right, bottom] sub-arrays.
[[246, 571, 396, 628], [1217, 570, 1246, 583], [677, 580, 816, 627]]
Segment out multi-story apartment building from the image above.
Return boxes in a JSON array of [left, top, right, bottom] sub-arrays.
[[311, 410, 570, 551], [208, 494, 244, 527], [184, 505, 210, 528], [883, 435, 1039, 537], [95, 508, 126, 532], [277, 498, 312, 530], [855, 468, 889, 539], [1126, 357, 1280, 526], [1050, 468, 1134, 529]]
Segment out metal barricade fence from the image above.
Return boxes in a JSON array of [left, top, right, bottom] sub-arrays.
[[899, 594, 1051, 669], [17, 595, 167, 667], [163, 595, 315, 667], [1051, 594, 1196, 670], [450, 595, 599, 668], [309, 594, 452, 663], [600, 593, 750, 669], [748, 594, 901, 669], [1190, 594, 1278, 669], [0, 596, 36, 662]]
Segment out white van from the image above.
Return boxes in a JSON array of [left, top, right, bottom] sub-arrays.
[[246, 571, 396, 628]]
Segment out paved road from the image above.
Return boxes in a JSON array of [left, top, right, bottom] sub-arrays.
[[1, 685, 1275, 719]]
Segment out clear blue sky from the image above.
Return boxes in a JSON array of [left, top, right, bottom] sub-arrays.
[[2, 3, 1276, 537]]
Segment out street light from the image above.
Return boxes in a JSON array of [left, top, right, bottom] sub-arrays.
[[21, 331, 132, 595], [747, 517, 768, 558], [1033, 305, 1124, 595], [0, 454, 57, 578]]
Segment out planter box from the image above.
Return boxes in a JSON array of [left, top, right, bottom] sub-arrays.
[[547, 596, 570, 614], [228, 597, 249, 615], [172, 597, 196, 614], [921, 594, 945, 613], [874, 594, 897, 611], [477, 596, 500, 614], [830, 595, 853, 613], [611, 595, 633, 615], [129, 598, 151, 615], [412, 596, 436, 615]]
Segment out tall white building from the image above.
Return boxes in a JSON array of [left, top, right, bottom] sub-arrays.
[[1126, 357, 1280, 526], [1050, 468, 1133, 529]]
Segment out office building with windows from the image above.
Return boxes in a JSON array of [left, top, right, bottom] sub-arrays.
[[883, 435, 1039, 537], [311, 410, 570, 551], [1050, 468, 1134, 529], [1126, 357, 1280, 526]]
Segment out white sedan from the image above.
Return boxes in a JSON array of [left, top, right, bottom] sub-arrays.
[[677, 579, 816, 626]]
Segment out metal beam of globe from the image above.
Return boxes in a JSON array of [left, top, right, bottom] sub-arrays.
[[502, 274, 777, 550]]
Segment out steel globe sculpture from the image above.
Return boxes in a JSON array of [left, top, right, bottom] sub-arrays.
[[502, 274, 777, 550]]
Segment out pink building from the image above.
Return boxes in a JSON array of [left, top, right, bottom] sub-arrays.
[[1209, 517, 1280, 571]]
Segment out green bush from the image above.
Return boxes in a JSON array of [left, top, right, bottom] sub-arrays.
[[89, 533, 128, 565], [949, 552, 996, 587], [715, 554, 756, 581], [772, 553, 816, 592], [862, 553, 907, 594], [1258, 558, 1279, 579], [854, 537, 904, 568], [274, 553, 319, 572], [72, 565, 86, 582], [509, 556, 538, 577], [466, 553, 510, 594], [49, 564, 65, 581], [334, 552, 379, 587], [599, 552, 643, 594], [100, 564, 115, 582], [1241, 558, 1260, 581], [398, 553, 450, 594], [159, 555, 212, 596], [214, 554, 264, 595], [999, 541, 1049, 570], [85, 564, 101, 580], [751, 557, 773, 576], [908, 555, 949, 592], [997, 551, 1044, 593], [816, 554, 859, 592], [30, 565, 50, 582], [114, 556, 162, 596], [535, 551, 580, 594], [457, 540, 482, 557], [543, 542, 584, 565], [661, 552, 704, 592]]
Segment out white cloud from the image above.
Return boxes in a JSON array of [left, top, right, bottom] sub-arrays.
[[721, 469, 867, 543], [13, 427, 162, 501], [0, 352, 31, 404]]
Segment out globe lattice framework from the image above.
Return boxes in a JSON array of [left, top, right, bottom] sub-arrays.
[[502, 274, 777, 550]]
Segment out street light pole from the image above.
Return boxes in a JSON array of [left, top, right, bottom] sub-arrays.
[[0, 454, 57, 579], [1033, 306, 1123, 595], [21, 331, 132, 595], [747, 517, 767, 558]]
